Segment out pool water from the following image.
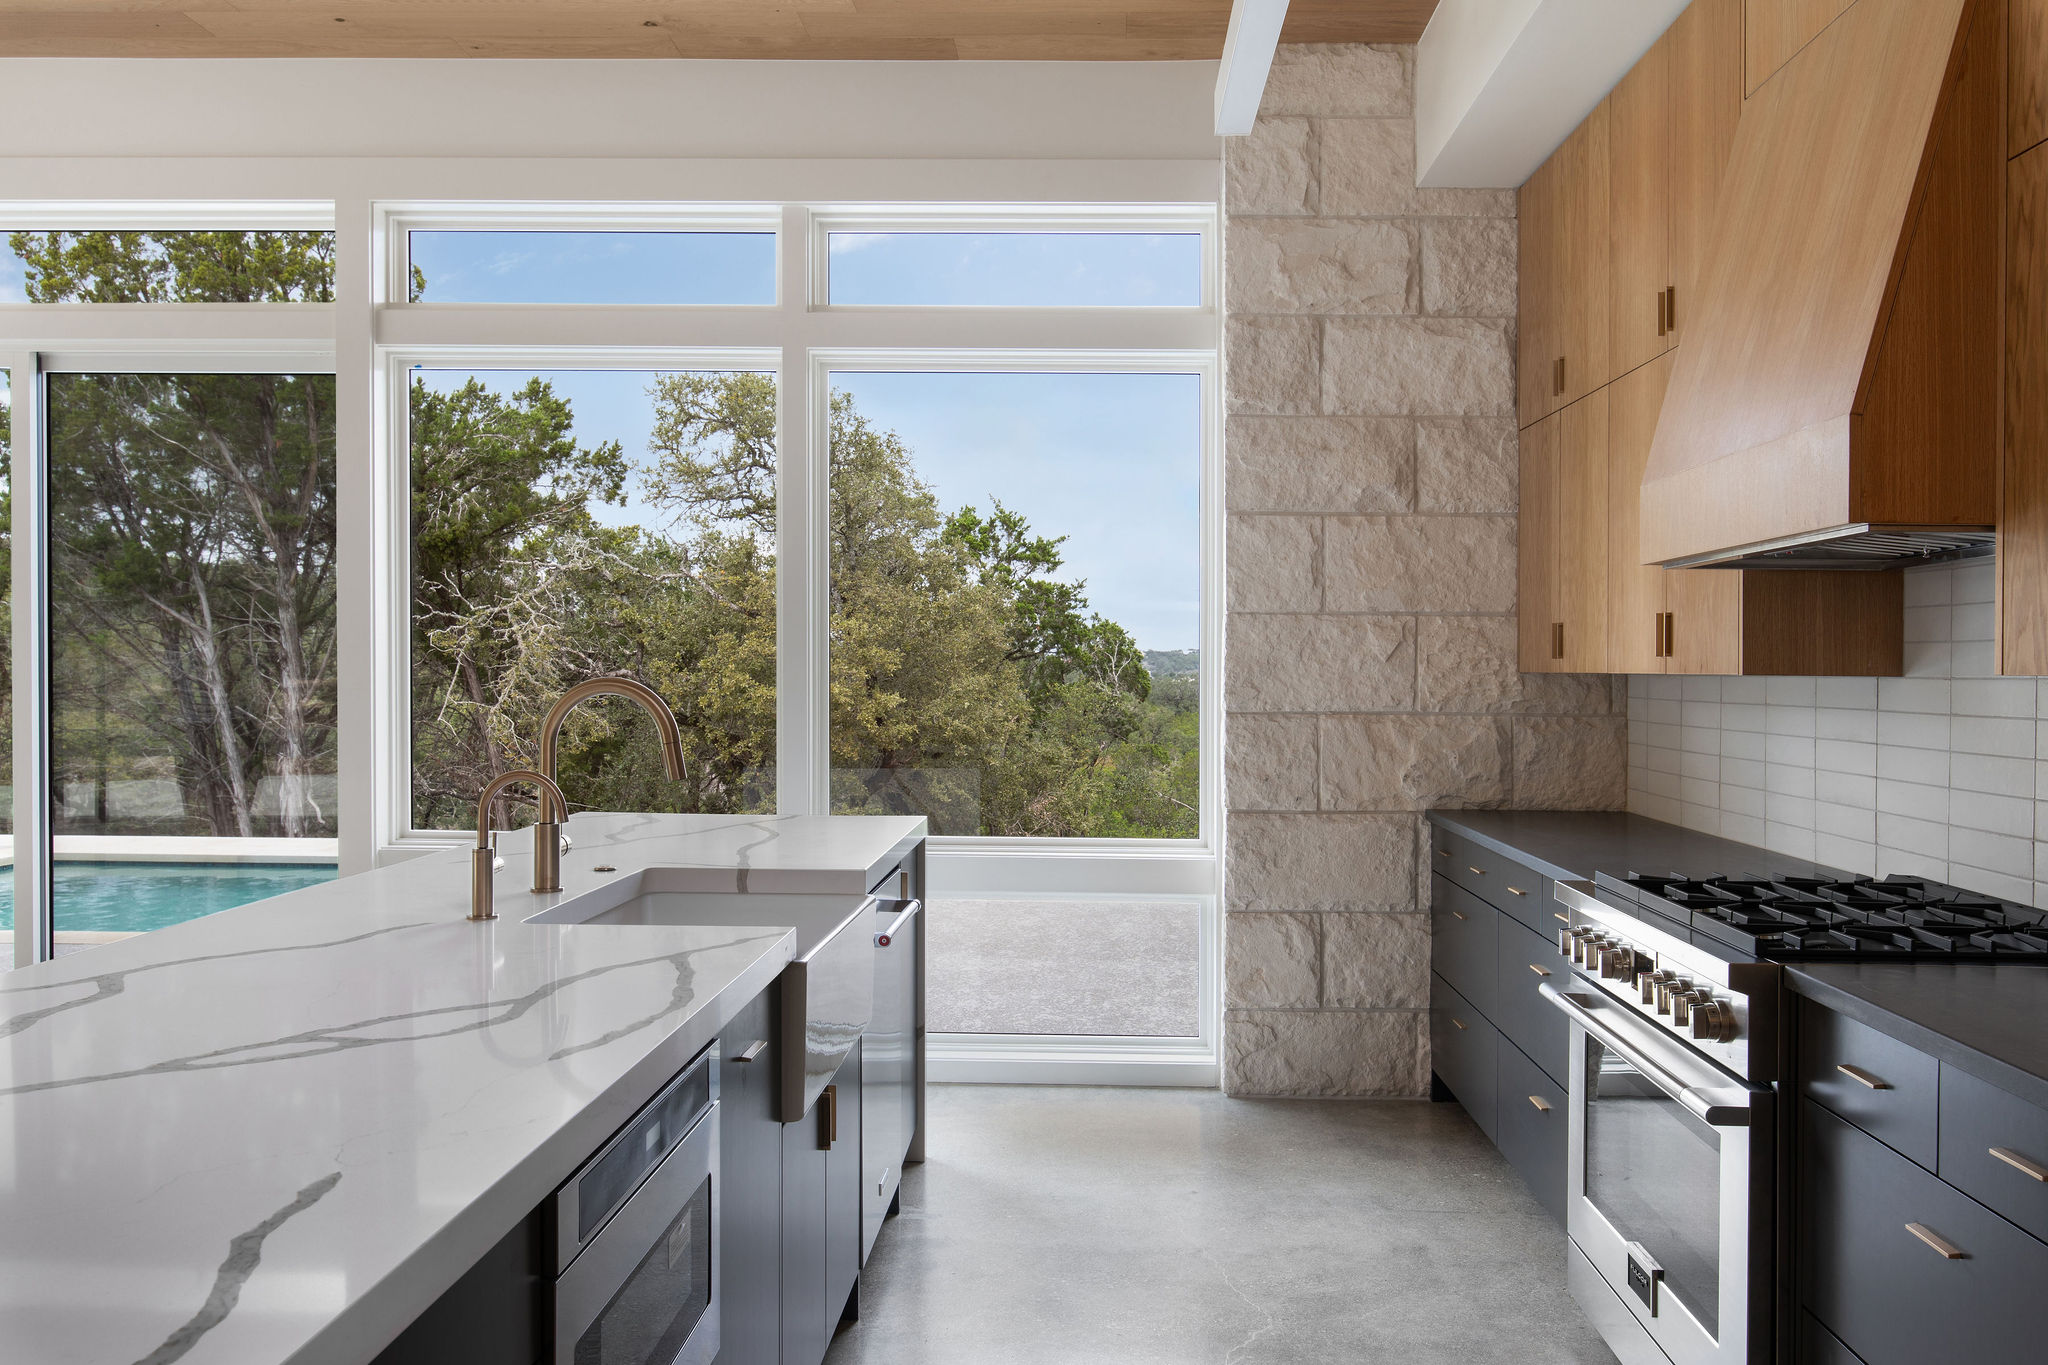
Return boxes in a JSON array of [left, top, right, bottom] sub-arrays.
[[0, 862, 339, 936]]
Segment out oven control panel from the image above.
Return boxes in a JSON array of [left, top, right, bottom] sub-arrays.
[[1551, 880, 1778, 1084]]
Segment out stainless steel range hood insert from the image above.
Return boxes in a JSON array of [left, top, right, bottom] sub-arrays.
[[1661, 523, 1996, 571]]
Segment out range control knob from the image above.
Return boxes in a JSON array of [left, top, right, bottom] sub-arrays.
[[1601, 944, 1639, 985], [1641, 969, 1676, 1006], [1652, 975, 1689, 1015], [1691, 998, 1738, 1043], [1670, 987, 1712, 1028]]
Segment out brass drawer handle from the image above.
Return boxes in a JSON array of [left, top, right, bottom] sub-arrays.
[[1554, 912, 1570, 923], [1451, 1017, 1467, 1031], [1905, 1222, 1966, 1260], [1529, 963, 1553, 978], [1990, 1147, 2048, 1183], [1467, 866, 1486, 876], [1528, 1095, 1552, 1113], [1836, 1064, 1891, 1090], [1506, 885, 1527, 896], [1451, 911, 1468, 921], [732, 1040, 767, 1063], [1437, 848, 1451, 858]]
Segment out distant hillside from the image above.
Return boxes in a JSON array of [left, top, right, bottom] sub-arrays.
[[1144, 649, 1198, 679]]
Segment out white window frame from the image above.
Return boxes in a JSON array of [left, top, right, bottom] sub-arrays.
[[0, 184, 1223, 1086]]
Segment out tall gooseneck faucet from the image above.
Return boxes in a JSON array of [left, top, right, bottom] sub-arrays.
[[532, 677, 687, 891], [472, 769, 566, 921]]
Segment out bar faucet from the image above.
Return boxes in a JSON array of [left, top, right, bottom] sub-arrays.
[[472, 769, 567, 921], [532, 677, 687, 892]]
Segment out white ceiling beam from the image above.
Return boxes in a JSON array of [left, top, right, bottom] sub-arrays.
[[1214, 0, 1290, 136], [1416, 0, 1688, 186]]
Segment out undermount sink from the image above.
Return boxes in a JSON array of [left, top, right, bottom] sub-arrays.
[[528, 876, 876, 1122]]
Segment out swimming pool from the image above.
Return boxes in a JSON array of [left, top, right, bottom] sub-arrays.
[[0, 862, 339, 936]]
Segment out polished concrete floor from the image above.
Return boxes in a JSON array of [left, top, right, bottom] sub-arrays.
[[826, 1085, 1619, 1365]]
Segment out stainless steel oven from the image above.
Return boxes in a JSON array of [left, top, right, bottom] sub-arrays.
[[555, 1045, 720, 1365], [1546, 881, 1777, 1365]]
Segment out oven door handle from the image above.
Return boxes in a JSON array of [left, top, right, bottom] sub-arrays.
[[1539, 982, 1757, 1128]]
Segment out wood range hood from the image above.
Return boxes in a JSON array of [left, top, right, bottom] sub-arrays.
[[1639, 0, 2002, 570]]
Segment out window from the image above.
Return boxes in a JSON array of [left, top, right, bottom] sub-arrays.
[[824, 369, 1200, 839], [405, 231, 776, 305], [3, 230, 334, 303], [927, 895, 1201, 1036], [826, 231, 1203, 307], [407, 367, 778, 831], [46, 368, 340, 946]]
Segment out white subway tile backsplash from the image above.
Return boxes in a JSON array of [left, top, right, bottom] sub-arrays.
[[1625, 560, 2048, 909]]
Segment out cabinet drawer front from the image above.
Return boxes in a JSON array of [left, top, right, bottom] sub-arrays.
[[1431, 971, 1500, 1142], [1493, 912, 1569, 1086], [1801, 1100, 2048, 1365], [1430, 826, 1556, 933], [1799, 1311, 1868, 1365], [1938, 1063, 2048, 1244], [1798, 999, 1938, 1167], [1496, 1038, 1568, 1226], [1431, 875, 1500, 1019]]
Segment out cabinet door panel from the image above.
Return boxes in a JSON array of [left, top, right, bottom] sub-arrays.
[[1669, 0, 1743, 343], [823, 1046, 862, 1334], [1609, 31, 1673, 374], [717, 990, 782, 1365], [1519, 161, 1563, 426], [1608, 352, 1672, 673], [1496, 1040, 1569, 1226], [2006, 141, 2048, 673], [1431, 970, 1500, 1141], [1745, 0, 1856, 96], [2019, 0, 2048, 157], [1557, 104, 1614, 406], [1519, 406, 1561, 671], [1665, 571, 1744, 675], [1554, 389, 1610, 672]]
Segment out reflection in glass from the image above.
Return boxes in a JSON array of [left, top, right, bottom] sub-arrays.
[[925, 896, 1202, 1037], [406, 231, 776, 305], [826, 371, 1200, 838], [1584, 1037, 1723, 1336], [828, 232, 1202, 307], [407, 370, 777, 831], [46, 372, 340, 950]]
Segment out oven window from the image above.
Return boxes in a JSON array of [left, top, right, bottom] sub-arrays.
[[575, 1175, 712, 1365], [1584, 1038, 1722, 1337]]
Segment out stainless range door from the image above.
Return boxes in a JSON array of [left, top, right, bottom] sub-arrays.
[[1544, 984, 1773, 1365]]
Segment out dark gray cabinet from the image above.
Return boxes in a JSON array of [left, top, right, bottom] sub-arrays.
[[1798, 997, 1939, 1168], [1495, 1040, 1568, 1226], [863, 899, 919, 1260], [1937, 1062, 2048, 1245], [716, 989, 782, 1365], [1432, 876, 1500, 1019], [1493, 912, 1569, 1085], [781, 1046, 862, 1365], [1800, 1098, 2048, 1365], [1430, 970, 1500, 1140]]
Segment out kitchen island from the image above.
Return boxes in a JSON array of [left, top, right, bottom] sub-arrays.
[[0, 812, 924, 1365]]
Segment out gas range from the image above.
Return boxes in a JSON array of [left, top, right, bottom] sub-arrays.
[[1600, 871, 2048, 961]]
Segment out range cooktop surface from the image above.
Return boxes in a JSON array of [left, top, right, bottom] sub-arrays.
[[1595, 871, 2048, 961]]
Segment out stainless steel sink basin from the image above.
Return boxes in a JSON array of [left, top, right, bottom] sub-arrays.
[[530, 879, 875, 1122]]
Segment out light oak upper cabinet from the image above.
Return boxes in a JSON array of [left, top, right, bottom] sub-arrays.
[[1607, 354, 1675, 671], [1518, 104, 1612, 427], [1609, 0, 1742, 375], [1609, 35, 1673, 375], [1668, 0, 1744, 342], [2005, 141, 2048, 673], [1520, 391, 1611, 673], [1745, 0, 1857, 95]]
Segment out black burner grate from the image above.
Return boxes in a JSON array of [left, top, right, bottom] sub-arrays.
[[1617, 873, 2048, 960]]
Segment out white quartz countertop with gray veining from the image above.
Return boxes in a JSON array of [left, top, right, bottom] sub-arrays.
[[0, 812, 925, 1365]]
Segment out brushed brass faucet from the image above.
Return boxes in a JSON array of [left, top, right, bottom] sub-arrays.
[[532, 677, 686, 891], [472, 769, 567, 921]]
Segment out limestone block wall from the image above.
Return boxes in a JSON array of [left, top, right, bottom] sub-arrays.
[[1221, 45, 1627, 1098]]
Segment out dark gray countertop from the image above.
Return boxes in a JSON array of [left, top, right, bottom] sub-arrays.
[[1427, 809, 2048, 1111]]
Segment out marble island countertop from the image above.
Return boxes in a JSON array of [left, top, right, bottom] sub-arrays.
[[0, 812, 925, 1365]]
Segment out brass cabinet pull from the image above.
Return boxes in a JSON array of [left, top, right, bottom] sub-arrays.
[[1467, 866, 1486, 876], [1451, 910, 1468, 921], [1451, 1017, 1468, 1031], [1529, 1095, 1553, 1113], [1506, 885, 1528, 896], [1836, 1063, 1891, 1090], [1656, 289, 1668, 336], [820, 1083, 840, 1149], [1666, 285, 1676, 331], [1529, 963, 1554, 978], [1905, 1222, 1966, 1260], [1554, 911, 1570, 923], [732, 1039, 767, 1063], [1551, 621, 1565, 660], [1990, 1147, 2048, 1182], [1437, 848, 1451, 858], [1664, 612, 1676, 659]]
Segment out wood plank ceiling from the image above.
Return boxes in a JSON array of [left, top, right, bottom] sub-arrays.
[[0, 1, 1441, 59]]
